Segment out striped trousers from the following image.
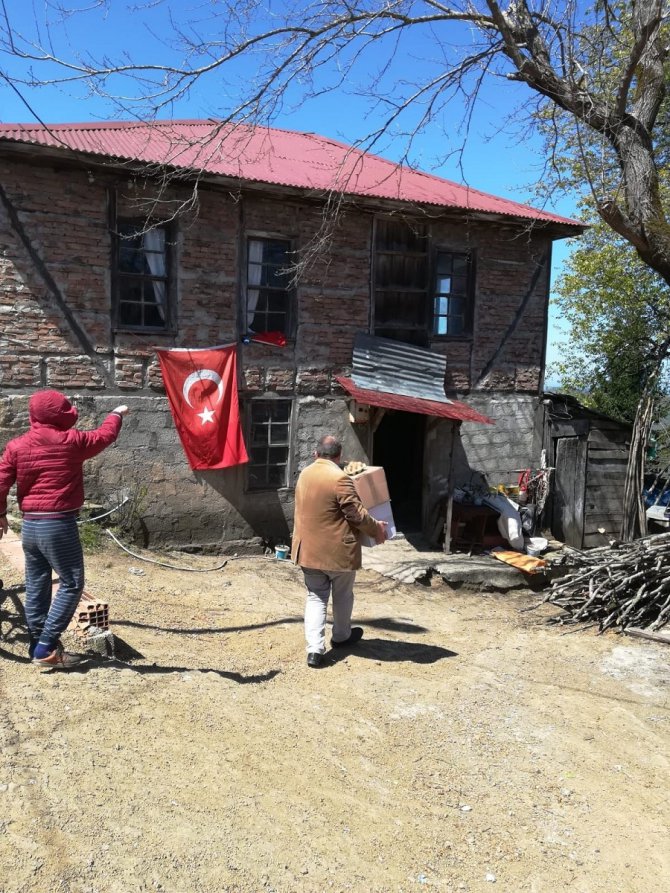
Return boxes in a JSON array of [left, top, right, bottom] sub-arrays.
[[22, 516, 84, 653]]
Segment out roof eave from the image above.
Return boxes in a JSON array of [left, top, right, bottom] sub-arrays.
[[0, 137, 585, 235]]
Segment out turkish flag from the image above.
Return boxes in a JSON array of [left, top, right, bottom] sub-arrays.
[[156, 345, 249, 469], [249, 331, 287, 347]]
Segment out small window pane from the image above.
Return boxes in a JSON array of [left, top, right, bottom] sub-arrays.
[[436, 254, 454, 275], [143, 303, 163, 328], [449, 297, 465, 317], [119, 246, 147, 274], [251, 428, 268, 446], [270, 424, 289, 442], [451, 275, 467, 295], [268, 446, 287, 465], [267, 465, 285, 487], [119, 302, 142, 327], [269, 402, 290, 422], [266, 311, 286, 331]]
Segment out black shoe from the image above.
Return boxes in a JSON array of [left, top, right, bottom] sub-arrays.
[[331, 627, 364, 649], [307, 652, 323, 668]]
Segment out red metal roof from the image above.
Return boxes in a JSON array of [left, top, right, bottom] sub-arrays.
[[336, 376, 494, 425], [0, 120, 580, 228]]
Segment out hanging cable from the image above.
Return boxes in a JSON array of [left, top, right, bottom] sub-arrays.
[[104, 528, 229, 572]]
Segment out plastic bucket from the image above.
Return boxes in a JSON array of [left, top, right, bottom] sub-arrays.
[[526, 536, 548, 557], [275, 544, 289, 560]]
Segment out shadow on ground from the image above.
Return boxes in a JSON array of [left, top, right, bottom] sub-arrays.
[[328, 638, 457, 665]]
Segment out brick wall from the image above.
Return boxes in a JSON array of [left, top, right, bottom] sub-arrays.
[[0, 154, 553, 546], [430, 219, 550, 394]]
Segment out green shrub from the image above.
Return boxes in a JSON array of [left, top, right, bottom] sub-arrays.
[[78, 521, 103, 552]]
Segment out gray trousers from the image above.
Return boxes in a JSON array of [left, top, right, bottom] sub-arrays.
[[301, 567, 356, 654]]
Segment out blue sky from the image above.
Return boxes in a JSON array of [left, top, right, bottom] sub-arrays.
[[0, 2, 582, 377]]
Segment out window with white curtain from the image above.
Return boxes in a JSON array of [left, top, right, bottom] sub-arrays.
[[245, 237, 293, 336], [114, 222, 173, 331]]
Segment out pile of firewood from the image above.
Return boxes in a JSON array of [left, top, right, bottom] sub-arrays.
[[544, 532, 670, 632]]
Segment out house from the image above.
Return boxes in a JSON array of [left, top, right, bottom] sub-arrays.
[[0, 120, 582, 549]]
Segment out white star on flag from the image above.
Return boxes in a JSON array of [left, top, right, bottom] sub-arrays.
[[197, 407, 216, 424]]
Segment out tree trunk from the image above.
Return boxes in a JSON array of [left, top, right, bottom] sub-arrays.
[[620, 372, 660, 542]]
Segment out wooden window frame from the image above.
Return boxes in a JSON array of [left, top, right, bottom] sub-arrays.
[[245, 397, 294, 491], [243, 235, 295, 340], [372, 217, 430, 346], [431, 249, 475, 339], [112, 218, 176, 334]]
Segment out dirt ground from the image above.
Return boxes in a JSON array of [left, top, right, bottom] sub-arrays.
[[0, 538, 669, 893]]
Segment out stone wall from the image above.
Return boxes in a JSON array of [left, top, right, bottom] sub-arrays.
[[452, 393, 539, 490], [0, 153, 554, 547]]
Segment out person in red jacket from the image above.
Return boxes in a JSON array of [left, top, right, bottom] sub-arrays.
[[0, 390, 128, 669]]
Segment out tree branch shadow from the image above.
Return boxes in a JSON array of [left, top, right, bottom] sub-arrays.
[[113, 616, 303, 635], [46, 658, 282, 683]]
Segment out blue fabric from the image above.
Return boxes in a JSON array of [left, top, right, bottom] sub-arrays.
[[644, 486, 670, 508], [33, 641, 55, 660], [22, 516, 84, 653]]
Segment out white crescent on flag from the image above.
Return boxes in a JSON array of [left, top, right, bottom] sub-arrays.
[[182, 369, 224, 408]]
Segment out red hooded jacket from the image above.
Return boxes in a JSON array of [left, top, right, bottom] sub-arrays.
[[0, 390, 122, 515]]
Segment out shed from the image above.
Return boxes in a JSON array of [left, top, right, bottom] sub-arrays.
[[535, 393, 632, 549]]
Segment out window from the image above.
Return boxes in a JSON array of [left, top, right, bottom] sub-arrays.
[[114, 222, 173, 331], [433, 251, 472, 337], [247, 399, 292, 489], [373, 218, 429, 345], [246, 238, 293, 336]]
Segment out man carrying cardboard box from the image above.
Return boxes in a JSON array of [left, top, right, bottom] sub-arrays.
[[291, 435, 388, 668]]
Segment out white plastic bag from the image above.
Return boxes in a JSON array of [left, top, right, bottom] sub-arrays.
[[482, 493, 524, 551]]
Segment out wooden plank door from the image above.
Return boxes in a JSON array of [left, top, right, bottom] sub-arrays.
[[552, 437, 587, 548]]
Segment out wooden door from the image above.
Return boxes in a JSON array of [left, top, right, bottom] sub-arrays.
[[552, 437, 587, 548]]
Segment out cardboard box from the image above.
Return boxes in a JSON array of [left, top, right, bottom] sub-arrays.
[[351, 466, 390, 509], [360, 500, 397, 547]]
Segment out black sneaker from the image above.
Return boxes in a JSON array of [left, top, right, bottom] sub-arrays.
[[331, 627, 364, 649], [307, 652, 323, 668]]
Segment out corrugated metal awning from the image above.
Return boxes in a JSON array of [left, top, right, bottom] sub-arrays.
[[336, 376, 494, 424], [352, 333, 451, 403]]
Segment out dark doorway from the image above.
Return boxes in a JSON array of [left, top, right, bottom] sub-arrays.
[[373, 411, 425, 532]]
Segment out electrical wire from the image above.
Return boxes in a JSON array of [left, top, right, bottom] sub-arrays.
[[77, 497, 130, 524], [104, 528, 229, 572]]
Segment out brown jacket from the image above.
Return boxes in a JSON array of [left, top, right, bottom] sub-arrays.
[[291, 458, 382, 571]]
